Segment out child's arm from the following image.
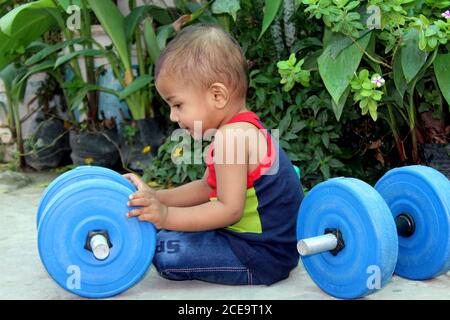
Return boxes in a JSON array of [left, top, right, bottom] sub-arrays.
[[162, 159, 247, 231], [127, 123, 249, 231], [124, 169, 212, 208], [155, 170, 212, 207]]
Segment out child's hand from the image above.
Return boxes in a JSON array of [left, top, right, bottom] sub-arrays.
[[122, 173, 168, 229], [126, 190, 168, 229]]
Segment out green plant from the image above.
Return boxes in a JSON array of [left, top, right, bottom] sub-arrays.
[[301, 0, 364, 37], [143, 134, 206, 187], [0, 0, 58, 71], [0, 63, 29, 168], [281, 0, 450, 165], [277, 52, 311, 91], [122, 123, 139, 144], [0, 0, 62, 145], [9, 0, 104, 129], [83, 0, 216, 121], [350, 69, 384, 121]]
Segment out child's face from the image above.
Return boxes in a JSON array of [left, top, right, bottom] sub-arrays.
[[156, 74, 220, 139]]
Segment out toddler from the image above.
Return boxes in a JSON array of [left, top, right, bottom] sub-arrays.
[[124, 24, 303, 286]]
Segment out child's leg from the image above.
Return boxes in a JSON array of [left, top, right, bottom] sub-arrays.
[[153, 230, 260, 285]]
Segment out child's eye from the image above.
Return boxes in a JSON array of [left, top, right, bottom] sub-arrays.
[[173, 104, 182, 109]]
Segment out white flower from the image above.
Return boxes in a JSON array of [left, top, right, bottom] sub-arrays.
[[371, 75, 385, 88]]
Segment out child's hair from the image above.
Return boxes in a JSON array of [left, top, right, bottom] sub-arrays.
[[155, 24, 248, 100]]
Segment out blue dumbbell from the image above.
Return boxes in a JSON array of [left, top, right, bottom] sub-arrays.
[[36, 166, 157, 298], [296, 165, 450, 299]]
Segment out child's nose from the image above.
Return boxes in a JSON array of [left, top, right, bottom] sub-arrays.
[[169, 109, 179, 122]]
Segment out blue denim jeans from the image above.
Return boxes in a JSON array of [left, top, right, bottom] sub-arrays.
[[152, 230, 263, 285]]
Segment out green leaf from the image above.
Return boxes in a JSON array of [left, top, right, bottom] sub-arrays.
[[124, 5, 172, 45], [291, 120, 307, 133], [119, 75, 153, 100], [329, 158, 344, 168], [360, 89, 373, 97], [331, 85, 350, 121], [87, 0, 131, 73], [401, 29, 428, 83], [0, 0, 57, 36], [212, 0, 240, 21], [320, 162, 330, 179], [360, 98, 369, 109], [283, 132, 298, 141], [25, 38, 85, 66], [258, 0, 282, 40], [253, 74, 275, 84], [0, 30, 16, 71], [54, 49, 105, 68], [56, 0, 81, 11], [434, 53, 450, 108], [0, 0, 58, 69], [70, 84, 97, 111], [156, 24, 175, 51], [345, 1, 360, 11], [125, 6, 151, 44], [362, 81, 373, 90], [277, 61, 290, 70], [18, 60, 54, 86], [393, 49, 407, 99], [321, 132, 330, 149], [279, 112, 292, 135], [143, 18, 160, 64], [359, 69, 369, 80], [367, 99, 378, 121], [288, 53, 296, 65], [0, 63, 21, 92], [318, 31, 372, 104]]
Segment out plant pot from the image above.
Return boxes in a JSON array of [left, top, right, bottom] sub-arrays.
[[420, 144, 450, 179], [119, 117, 167, 173], [24, 117, 71, 171], [69, 127, 120, 168]]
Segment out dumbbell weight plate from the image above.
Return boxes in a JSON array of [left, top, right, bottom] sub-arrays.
[[36, 166, 136, 228], [37, 178, 156, 298], [375, 165, 450, 280], [297, 178, 398, 299]]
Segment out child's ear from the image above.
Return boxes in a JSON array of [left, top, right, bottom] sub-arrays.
[[209, 82, 229, 109]]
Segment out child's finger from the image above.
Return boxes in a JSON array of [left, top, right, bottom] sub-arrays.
[[123, 173, 139, 187], [123, 173, 148, 191], [127, 197, 151, 207], [127, 208, 145, 218], [129, 191, 153, 200]]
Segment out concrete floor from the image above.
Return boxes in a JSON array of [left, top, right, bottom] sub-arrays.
[[0, 170, 449, 300]]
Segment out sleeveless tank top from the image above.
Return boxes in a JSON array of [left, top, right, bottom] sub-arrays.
[[205, 111, 303, 284]]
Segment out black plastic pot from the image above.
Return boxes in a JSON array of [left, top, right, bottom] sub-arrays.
[[136, 117, 167, 154], [25, 117, 71, 171], [119, 117, 167, 173], [420, 144, 450, 179], [69, 127, 120, 168]]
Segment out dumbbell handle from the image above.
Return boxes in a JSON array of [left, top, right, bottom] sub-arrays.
[[297, 233, 338, 256], [90, 234, 110, 260], [298, 214, 415, 257]]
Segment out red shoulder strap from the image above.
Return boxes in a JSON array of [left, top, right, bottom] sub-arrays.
[[205, 111, 275, 197], [225, 111, 263, 129]]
